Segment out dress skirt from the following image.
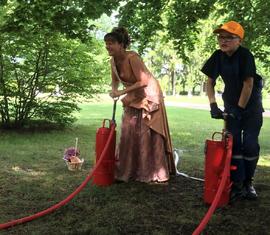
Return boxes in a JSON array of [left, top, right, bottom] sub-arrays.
[[115, 106, 171, 182]]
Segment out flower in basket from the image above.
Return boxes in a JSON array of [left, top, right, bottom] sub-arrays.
[[63, 147, 80, 162]]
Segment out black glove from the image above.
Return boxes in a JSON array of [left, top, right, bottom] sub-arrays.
[[229, 106, 245, 120], [210, 102, 224, 119]]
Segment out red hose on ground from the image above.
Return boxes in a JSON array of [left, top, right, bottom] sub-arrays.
[[0, 123, 116, 230], [192, 134, 233, 235]]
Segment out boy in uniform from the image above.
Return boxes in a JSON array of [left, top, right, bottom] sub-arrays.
[[201, 21, 264, 200]]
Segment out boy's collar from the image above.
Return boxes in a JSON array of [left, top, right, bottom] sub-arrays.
[[222, 45, 241, 57]]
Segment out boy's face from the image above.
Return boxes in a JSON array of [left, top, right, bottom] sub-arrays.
[[217, 31, 242, 56]]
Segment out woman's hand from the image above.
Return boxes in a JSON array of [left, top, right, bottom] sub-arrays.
[[109, 90, 124, 98]]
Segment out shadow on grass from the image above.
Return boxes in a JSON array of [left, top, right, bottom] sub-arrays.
[[0, 164, 269, 235]]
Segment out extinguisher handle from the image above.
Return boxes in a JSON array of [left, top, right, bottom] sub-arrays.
[[222, 113, 228, 131], [211, 132, 223, 140], [102, 119, 111, 128], [111, 98, 118, 124]]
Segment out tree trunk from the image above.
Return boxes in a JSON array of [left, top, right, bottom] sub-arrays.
[[0, 47, 10, 127], [171, 70, 175, 96]]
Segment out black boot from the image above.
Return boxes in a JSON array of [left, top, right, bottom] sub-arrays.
[[230, 181, 245, 202], [244, 179, 258, 200]]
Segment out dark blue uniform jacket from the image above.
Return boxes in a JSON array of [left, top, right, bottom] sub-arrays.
[[201, 46, 264, 113]]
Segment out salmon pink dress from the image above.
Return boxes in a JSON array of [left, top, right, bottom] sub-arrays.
[[111, 51, 175, 182]]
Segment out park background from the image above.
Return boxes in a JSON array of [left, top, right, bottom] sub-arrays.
[[0, 1, 269, 234]]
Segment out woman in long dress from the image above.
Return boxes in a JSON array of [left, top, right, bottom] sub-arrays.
[[104, 27, 175, 183]]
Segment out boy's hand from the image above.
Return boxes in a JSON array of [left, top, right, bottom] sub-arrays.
[[229, 106, 245, 120], [210, 102, 224, 119]]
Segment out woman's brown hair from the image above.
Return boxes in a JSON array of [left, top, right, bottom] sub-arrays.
[[104, 26, 131, 49]]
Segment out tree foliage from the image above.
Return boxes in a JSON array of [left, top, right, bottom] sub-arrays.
[[119, 0, 270, 60], [0, 0, 118, 128], [144, 32, 183, 95], [1, 0, 269, 129], [0, 31, 110, 128], [1, 0, 118, 41], [118, 0, 165, 54], [118, 0, 270, 94]]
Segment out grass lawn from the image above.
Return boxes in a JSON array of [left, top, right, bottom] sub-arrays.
[[0, 101, 269, 235]]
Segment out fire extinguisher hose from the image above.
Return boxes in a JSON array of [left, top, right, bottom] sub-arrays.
[[0, 123, 116, 230], [192, 134, 233, 235]]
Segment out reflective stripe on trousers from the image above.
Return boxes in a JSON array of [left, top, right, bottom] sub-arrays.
[[226, 112, 263, 182]]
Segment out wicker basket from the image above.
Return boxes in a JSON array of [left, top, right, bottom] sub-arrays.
[[65, 158, 84, 171], [64, 138, 84, 171]]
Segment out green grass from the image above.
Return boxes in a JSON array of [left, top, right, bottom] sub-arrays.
[[0, 102, 269, 235]]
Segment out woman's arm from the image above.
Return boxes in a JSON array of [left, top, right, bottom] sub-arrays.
[[111, 66, 120, 92], [110, 54, 148, 98]]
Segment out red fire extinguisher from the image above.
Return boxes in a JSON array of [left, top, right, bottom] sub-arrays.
[[203, 116, 234, 207], [193, 116, 236, 235], [92, 99, 118, 186]]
